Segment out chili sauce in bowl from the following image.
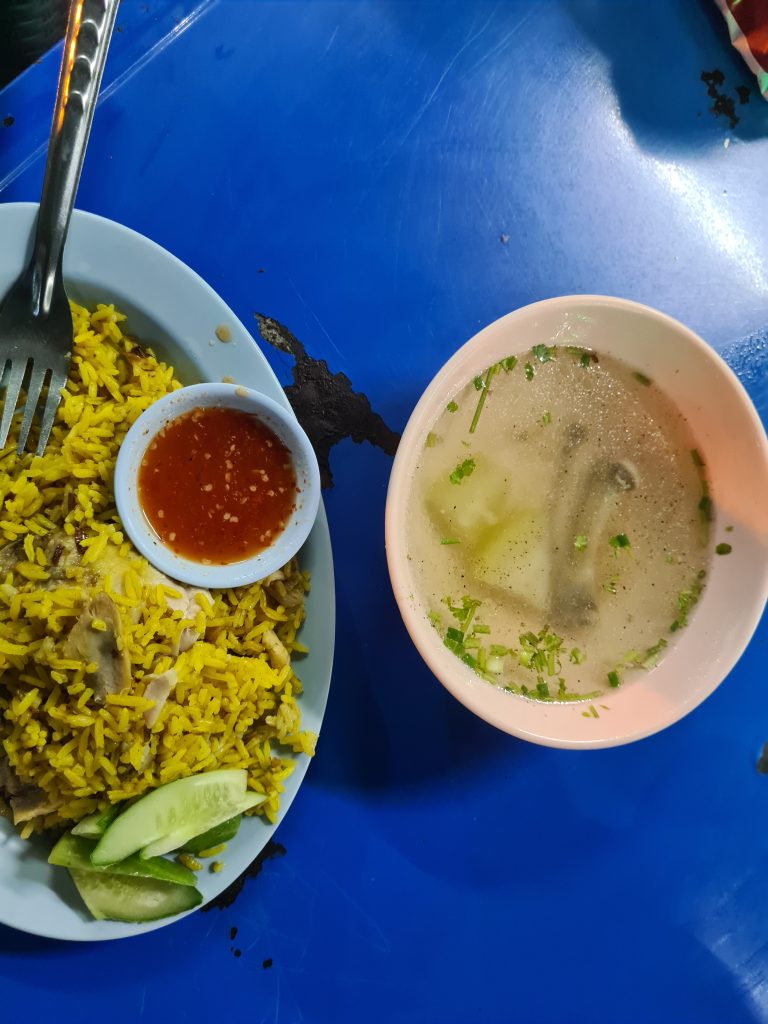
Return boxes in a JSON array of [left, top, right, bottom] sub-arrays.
[[115, 384, 320, 587]]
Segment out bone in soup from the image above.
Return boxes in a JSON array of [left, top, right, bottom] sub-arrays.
[[407, 345, 711, 701]]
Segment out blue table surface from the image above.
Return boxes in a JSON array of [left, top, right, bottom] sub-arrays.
[[2, 1, 768, 1020]]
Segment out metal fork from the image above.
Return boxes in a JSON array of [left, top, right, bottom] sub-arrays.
[[0, 0, 119, 457]]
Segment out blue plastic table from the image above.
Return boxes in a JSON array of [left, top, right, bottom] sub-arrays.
[[2, 2, 768, 1020]]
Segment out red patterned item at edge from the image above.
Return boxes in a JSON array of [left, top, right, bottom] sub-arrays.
[[714, 0, 768, 96]]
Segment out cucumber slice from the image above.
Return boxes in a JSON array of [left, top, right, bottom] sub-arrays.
[[140, 792, 263, 859], [69, 869, 202, 923], [49, 834, 196, 887], [92, 769, 253, 866], [71, 804, 121, 839], [182, 814, 242, 854]]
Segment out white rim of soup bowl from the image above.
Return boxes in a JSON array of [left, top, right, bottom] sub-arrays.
[[385, 294, 768, 749], [115, 383, 321, 588]]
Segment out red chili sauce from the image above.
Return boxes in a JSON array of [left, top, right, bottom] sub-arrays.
[[138, 406, 297, 565]]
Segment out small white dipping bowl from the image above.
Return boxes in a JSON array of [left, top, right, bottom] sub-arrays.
[[115, 382, 321, 588], [386, 295, 768, 748]]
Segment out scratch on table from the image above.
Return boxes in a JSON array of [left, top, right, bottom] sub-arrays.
[[286, 275, 346, 365], [138, 986, 146, 1018], [322, 25, 339, 58], [384, 11, 496, 165], [465, 9, 534, 75]]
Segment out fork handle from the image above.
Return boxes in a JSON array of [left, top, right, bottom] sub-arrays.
[[29, 0, 119, 317]]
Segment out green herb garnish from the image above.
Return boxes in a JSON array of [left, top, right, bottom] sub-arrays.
[[446, 400, 458, 413], [425, 432, 438, 448], [633, 371, 652, 386], [725, 525, 733, 533], [469, 364, 498, 434], [609, 533, 630, 551], [536, 681, 550, 699], [573, 534, 587, 551], [440, 538, 460, 545], [472, 376, 484, 391], [540, 411, 552, 426], [715, 542, 732, 555], [427, 611, 441, 629], [531, 344, 553, 363], [524, 363, 534, 381], [569, 647, 585, 665], [670, 573, 706, 632], [449, 458, 476, 484], [500, 356, 517, 372], [607, 670, 620, 688]]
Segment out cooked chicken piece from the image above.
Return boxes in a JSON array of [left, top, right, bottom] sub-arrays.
[[0, 755, 23, 799], [10, 790, 62, 825], [143, 668, 177, 727], [65, 593, 131, 699], [0, 756, 60, 825], [266, 575, 305, 610], [262, 628, 290, 670]]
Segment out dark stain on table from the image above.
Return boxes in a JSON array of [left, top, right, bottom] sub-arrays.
[[262, 957, 273, 969], [2, 116, 14, 128], [202, 839, 286, 911], [736, 85, 751, 106], [700, 69, 739, 129], [756, 742, 768, 774], [255, 313, 400, 488]]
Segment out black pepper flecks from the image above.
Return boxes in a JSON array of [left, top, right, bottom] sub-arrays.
[[262, 958, 273, 969], [229, 926, 238, 941], [700, 69, 739, 129], [202, 840, 286, 911], [254, 314, 400, 488]]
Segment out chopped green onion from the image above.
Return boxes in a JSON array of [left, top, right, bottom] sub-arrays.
[[445, 627, 464, 643], [540, 411, 552, 426], [500, 356, 517, 372], [579, 352, 591, 368], [573, 534, 587, 551], [472, 376, 484, 391], [440, 538, 460, 545], [536, 681, 550, 699], [725, 525, 733, 533], [472, 624, 491, 635], [607, 671, 620, 688], [569, 647, 585, 665], [425, 432, 438, 448], [531, 344, 552, 363], [670, 573, 705, 632], [489, 644, 509, 657], [524, 363, 534, 381], [715, 542, 732, 555], [446, 400, 459, 413], [469, 363, 499, 434], [690, 449, 705, 468], [609, 533, 630, 551], [427, 611, 441, 628], [449, 458, 476, 484], [589, 705, 599, 718], [602, 577, 618, 594], [633, 371, 652, 386]]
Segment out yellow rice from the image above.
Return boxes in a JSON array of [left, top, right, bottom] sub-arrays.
[[0, 302, 314, 837]]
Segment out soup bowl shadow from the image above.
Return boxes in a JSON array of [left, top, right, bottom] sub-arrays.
[[385, 295, 768, 748]]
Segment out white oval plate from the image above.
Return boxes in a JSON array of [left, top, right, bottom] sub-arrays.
[[0, 203, 335, 941]]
